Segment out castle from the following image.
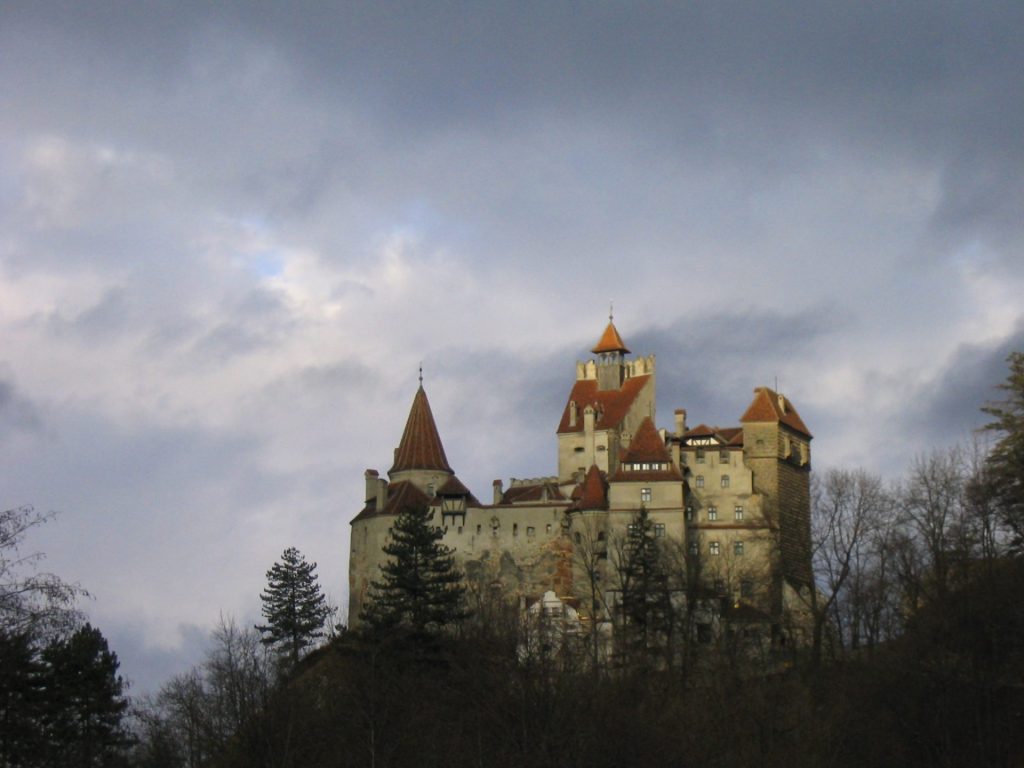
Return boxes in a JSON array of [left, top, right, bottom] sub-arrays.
[[349, 319, 814, 644]]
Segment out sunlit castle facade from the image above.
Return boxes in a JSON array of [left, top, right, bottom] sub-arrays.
[[348, 319, 814, 643]]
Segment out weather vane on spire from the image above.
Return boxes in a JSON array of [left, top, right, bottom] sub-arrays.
[[609, 301, 614, 323], [419, 363, 423, 386]]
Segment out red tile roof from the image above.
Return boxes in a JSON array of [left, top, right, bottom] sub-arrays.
[[557, 374, 651, 434], [500, 481, 567, 504], [682, 424, 744, 446], [612, 418, 682, 481], [436, 475, 482, 506], [352, 480, 432, 522], [591, 321, 630, 354], [389, 385, 454, 474], [574, 465, 609, 510], [620, 418, 671, 463], [739, 387, 812, 438]]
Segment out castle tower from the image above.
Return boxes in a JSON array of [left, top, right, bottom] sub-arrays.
[[557, 320, 656, 484], [739, 387, 814, 604], [388, 383, 454, 496]]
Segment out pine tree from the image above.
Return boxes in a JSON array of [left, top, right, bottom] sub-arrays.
[[41, 623, 131, 767], [617, 506, 673, 666], [256, 547, 332, 665], [361, 505, 469, 639], [982, 351, 1024, 551]]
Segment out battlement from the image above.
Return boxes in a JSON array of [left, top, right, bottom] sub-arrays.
[[576, 353, 655, 381]]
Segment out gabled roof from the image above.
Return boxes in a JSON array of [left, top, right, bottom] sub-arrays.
[[573, 465, 609, 510], [352, 480, 432, 522], [739, 387, 812, 438], [611, 418, 682, 482], [557, 374, 651, 434], [389, 385, 454, 474], [591, 320, 630, 355], [436, 475, 482, 507], [682, 424, 744, 447], [500, 481, 568, 505], [620, 418, 672, 464]]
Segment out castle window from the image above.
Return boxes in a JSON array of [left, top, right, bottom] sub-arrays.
[[642, 462, 650, 471], [720, 450, 729, 465], [734, 505, 744, 521], [641, 487, 652, 503], [513, 523, 519, 537], [627, 523, 639, 538], [707, 506, 718, 521], [721, 475, 730, 489], [574, 532, 582, 544], [696, 448, 705, 464], [709, 541, 720, 556], [527, 526, 535, 538], [734, 541, 744, 556], [688, 541, 698, 555], [458, 526, 463, 535], [546, 523, 552, 534], [714, 578, 726, 594], [476, 524, 482, 535], [654, 523, 666, 538], [685, 506, 694, 521], [741, 580, 753, 598], [574, 446, 584, 453], [696, 475, 704, 489]]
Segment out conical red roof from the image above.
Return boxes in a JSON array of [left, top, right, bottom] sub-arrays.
[[739, 387, 812, 438], [389, 386, 453, 474], [591, 321, 630, 355], [575, 465, 608, 510], [620, 417, 672, 464]]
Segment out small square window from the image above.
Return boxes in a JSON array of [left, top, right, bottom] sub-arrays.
[[685, 506, 694, 521], [527, 526, 535, 537], [513, 523, 519, 537], [641, 487, 652, 503], [720, 450, 729, 465], [458, 526, 463, 535], [734, 506, 744, 521], [696, 475, 704, 489], [696, 448, 706, 463], [721, 475, 730, 489], [546, 523, 552, 534], [654, 523, 666, 538], [734, 541, 744, 556], [476, 524, 482, 535], [708, 506, 718, 521], [709, 541, 720, 556]]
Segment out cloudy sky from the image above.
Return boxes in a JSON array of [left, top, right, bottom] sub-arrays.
[[2, 2, 1022, 694]]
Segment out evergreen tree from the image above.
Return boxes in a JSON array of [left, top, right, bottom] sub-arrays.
[[257, 547, 332, 665], [617, 506, 673, 666], [41, 623, 131, 767], [0, 630, 46, 767], [361, 505, 469, 638], [982, 351, 1024, 551]]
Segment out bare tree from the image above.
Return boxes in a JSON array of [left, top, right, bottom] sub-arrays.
[[568, 512, 610, 670], [0, 506, 84, 637], [806, 469, 889, 664]]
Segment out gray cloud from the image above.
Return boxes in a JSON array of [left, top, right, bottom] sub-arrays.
[[1, 2, 1022, 697]]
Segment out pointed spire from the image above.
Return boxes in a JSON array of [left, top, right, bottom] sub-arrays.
[[389, 384, 453, 474], [591, 317, 630, 355]]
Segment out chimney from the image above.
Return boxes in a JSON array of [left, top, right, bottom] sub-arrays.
[[493, 479, 503, 505], [675, 408, 687, 436], [364, 469, 379, 506], [569, 400, 577, 428], [376, 477, 388, 513]]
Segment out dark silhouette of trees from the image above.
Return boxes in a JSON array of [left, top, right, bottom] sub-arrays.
[[256, 547, 332, 666], [982, 350, 1024, 551]]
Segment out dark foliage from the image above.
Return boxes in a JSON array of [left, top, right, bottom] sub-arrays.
[[983, 351, 1024, 551], [256, 547, 332, 665], [361, 505, 469, 641]]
